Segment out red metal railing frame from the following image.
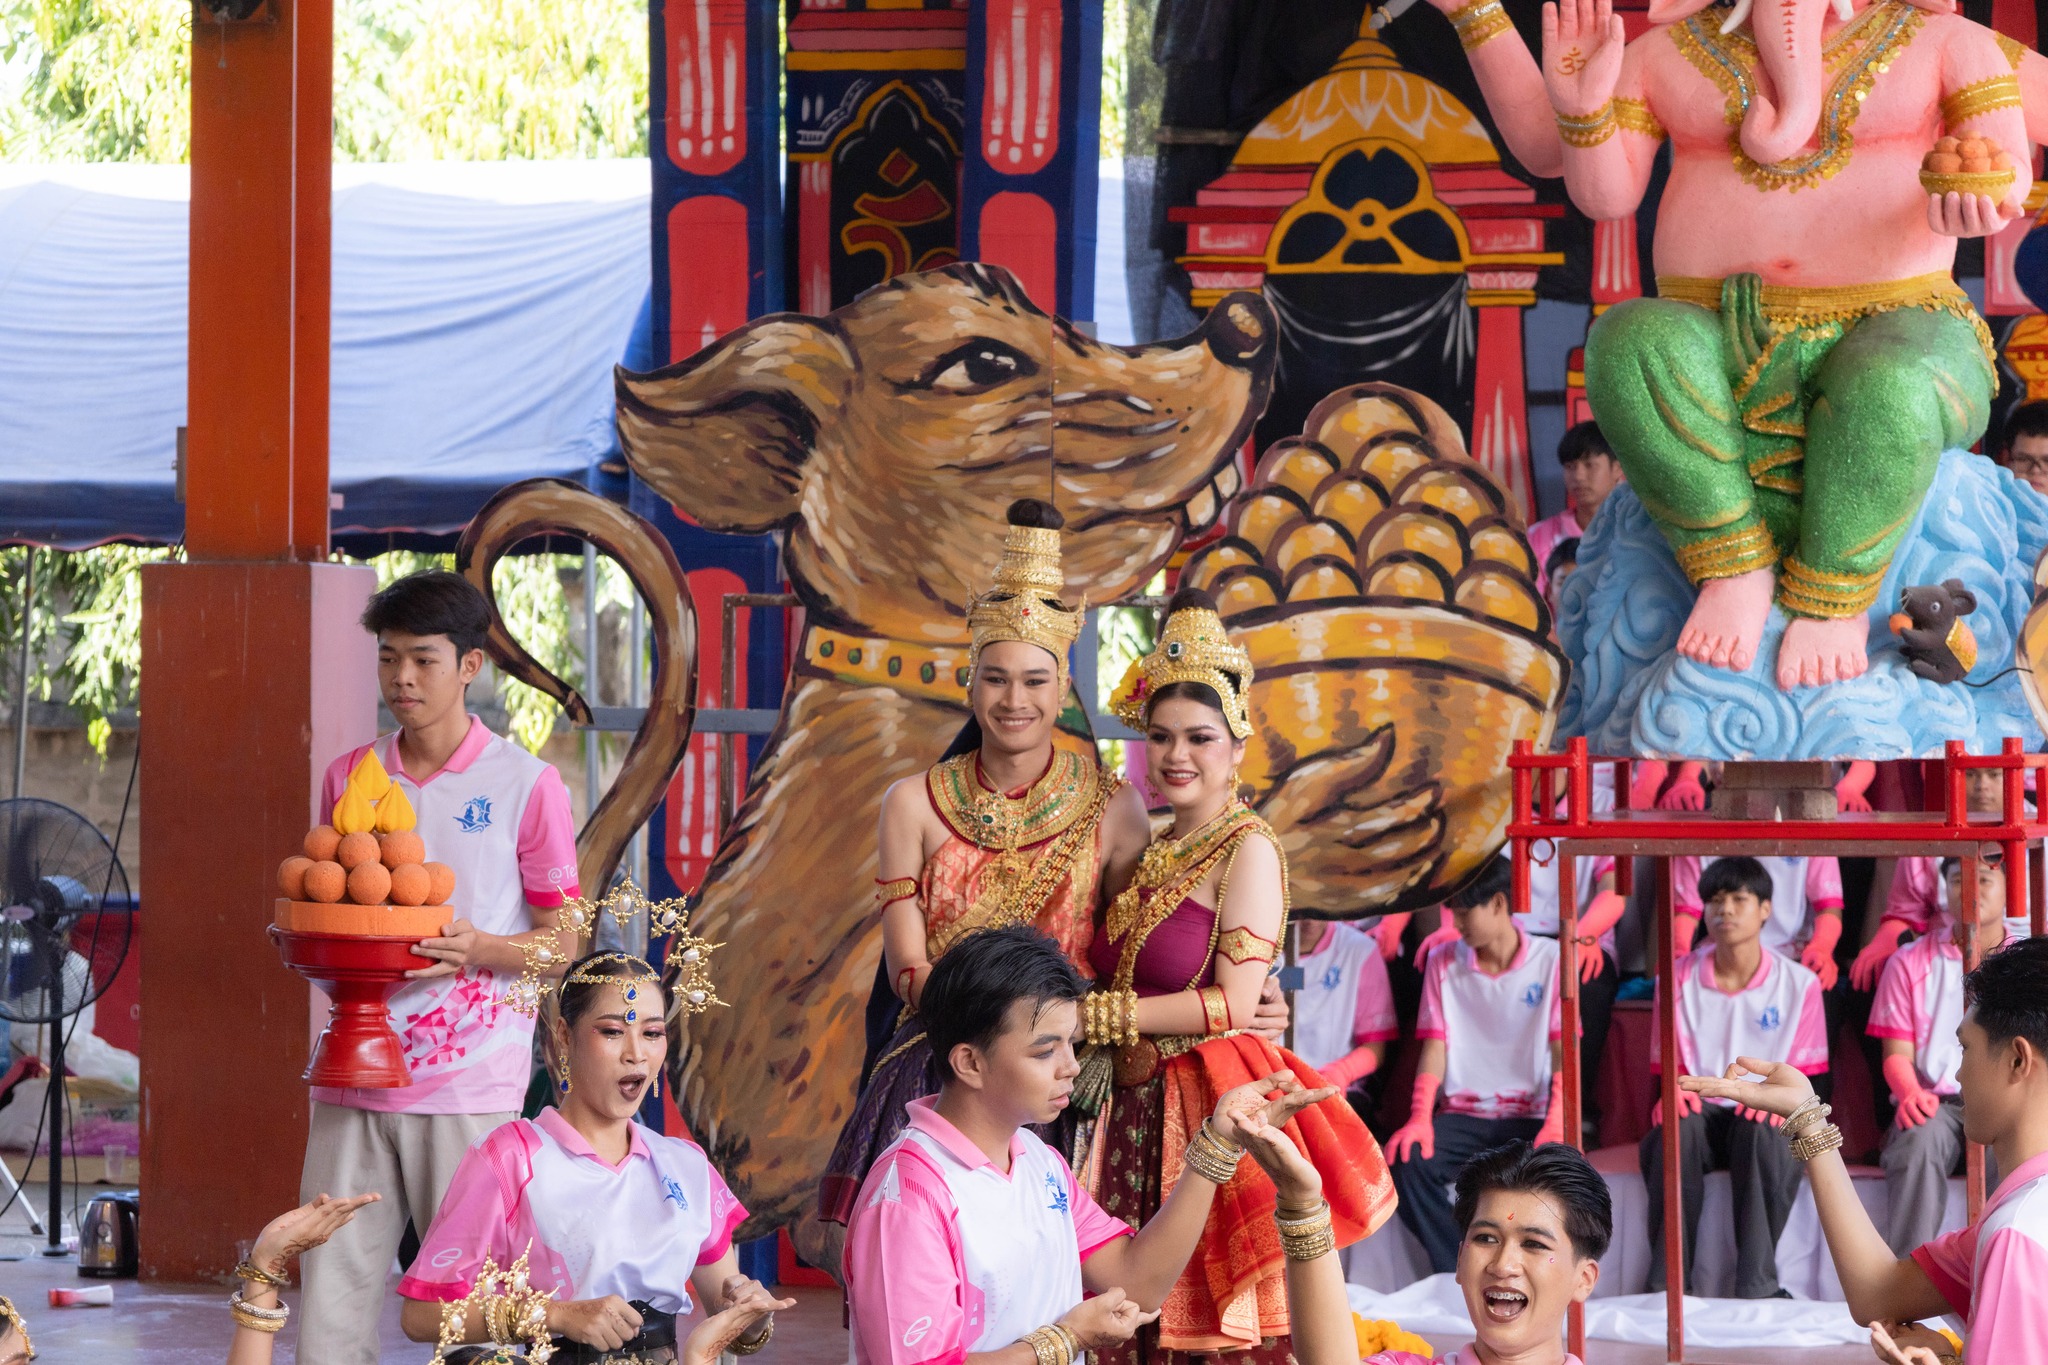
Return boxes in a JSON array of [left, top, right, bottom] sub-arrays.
[[1509, 736, 2047, 1363]]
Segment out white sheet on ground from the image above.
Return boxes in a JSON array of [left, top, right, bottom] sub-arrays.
[[1344, 1275, 1870, 1348]]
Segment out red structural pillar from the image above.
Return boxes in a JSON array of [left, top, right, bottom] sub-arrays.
[[138, 0, 378, 1281], [1468, 279, 1538, 521], [1657, 857, 1684, 1362]]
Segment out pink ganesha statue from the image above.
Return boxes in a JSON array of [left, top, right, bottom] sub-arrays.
[[1425, 0, 2040, 694]]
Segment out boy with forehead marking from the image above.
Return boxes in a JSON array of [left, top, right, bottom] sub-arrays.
[[843, 927, 1333, 1365]]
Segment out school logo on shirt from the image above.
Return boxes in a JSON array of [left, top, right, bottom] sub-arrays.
[[903, 1317, 932, 1347], [1757, 1005, 1783, 1031], [1044, 1170, 1070, 1216], [663, 1176, 689, 1210], [1320, 963, 1343, 992], [455, 796, 494, 833], [1521, 983, 1545, 1008]]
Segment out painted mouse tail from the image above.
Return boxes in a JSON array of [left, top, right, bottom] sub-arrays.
[[456, 478, 700, 897]]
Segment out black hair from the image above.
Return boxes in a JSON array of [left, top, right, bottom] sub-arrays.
[[557, 950, 670, 1030], [1452, 1140, 1613, 1261], [361, 570, 491, 659], [1964, 935, 2048, 1055], [1007, 497, 1066, 530], [2002, 399, 2048, 453], [1545, 537, 1580, 582], [921, 926, 1088, 1082], [1142, 587, 1242, 728], [1446, 854, 1512, 911], [1556, 421, 1614, 467], [1940, 851, 2005, 877], [1698, 855, 1772, 905]]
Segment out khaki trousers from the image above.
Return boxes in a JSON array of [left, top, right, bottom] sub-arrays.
[[297, 1101, 513, 1365]]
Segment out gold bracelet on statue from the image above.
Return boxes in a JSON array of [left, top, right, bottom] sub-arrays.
[[1448, 0, 1513, 49], [730, 1313, 775, 1355], [1182, 1117, 1246, 1185], [233, 1258, 290, 1287], [1274, 1199, 1337, 1261], [1556, 103, 1618, 147], [1198, 984, 1231, 1037], [1942, 73, 2023, 129]]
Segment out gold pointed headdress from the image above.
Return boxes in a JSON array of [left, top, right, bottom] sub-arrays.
[[966, 499, 1086, 689], [1111, 589, 1255, 739]]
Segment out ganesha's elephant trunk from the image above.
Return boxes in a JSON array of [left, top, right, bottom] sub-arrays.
[[1729, 0, 1841, 165]]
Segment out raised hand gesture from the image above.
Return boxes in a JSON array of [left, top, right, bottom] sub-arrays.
[[1542, 0, 1625, 117], [1678, 1056, 1816, 1118], [1209, 1070, 1338, 1149], [683, 1286, 797, 1365], [249, 1193, 381, 1279]]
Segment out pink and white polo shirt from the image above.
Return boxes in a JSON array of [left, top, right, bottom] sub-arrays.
[[1371, 1350, 1584, 1365], [1674, 855, 1843, 958], [845, 1097, 1132, 1365], [1654, 945, 1828, 1105], [1868, 934, 1966, 1096], [1887, 856, 1947, 936], [312, 716, 580, 1115], [1520, 768, 1617, 950], [1417, 931, 1563, 1120], [398, 1107, 746, 1314], [1910, 1149, 2048, 1364], [1527, 508, 1582, 596], [1293, 922, 1400, 1073]]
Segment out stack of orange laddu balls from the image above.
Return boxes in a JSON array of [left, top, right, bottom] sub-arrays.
[[274, 752, 454, 936]]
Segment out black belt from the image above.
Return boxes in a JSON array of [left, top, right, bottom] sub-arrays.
[[548, 1303, 678, 1364]]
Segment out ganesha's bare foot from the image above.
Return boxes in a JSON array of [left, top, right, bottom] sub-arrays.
[[1776, 614, 1869, 690], [1677, 568, 1775, 672]]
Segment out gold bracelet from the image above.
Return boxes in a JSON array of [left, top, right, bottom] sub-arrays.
[[1556, 103, 1618, 147], [1198, 984, 1231, 1036], [1118, 988, 1139, 1046], [229, 1288, 290, 1334], [730, 1313, 775, 1355], [1784, 1097, 1829, 1140], [1790, 1122, 1844, 1163], [1023, 1324, 1075, 1365], [1182, 1117, 1245, 1185], [1448, 0, 1514, 49], [1274, 1200, 1337, 1261], [233, 1258, 290, 1287]]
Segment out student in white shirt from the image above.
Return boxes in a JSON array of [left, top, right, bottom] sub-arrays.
[[1290, 919, 1399, 1094], [1643, 856, 1828, 1298], [1389, 857, 1565, 1272]]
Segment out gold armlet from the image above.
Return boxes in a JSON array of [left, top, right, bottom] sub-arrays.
[[1217, 925, 1277, 966], [874, 876, 920, 907], [1942, 73, 2022, 128], [1198, 984, 1232, 1036], [1611, 96, 1665, 141], [1448, 0, 1513, 49], [1556, 102, 1618, 147]]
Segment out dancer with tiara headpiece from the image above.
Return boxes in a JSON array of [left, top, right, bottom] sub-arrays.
[[1088, 588, 1397, 1365]]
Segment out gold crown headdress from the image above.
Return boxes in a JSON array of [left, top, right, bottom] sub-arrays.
[[499, 878, 724, 1018], [1110, 597, 1256, 739], [966, 500, 1086, 691], [428, 1245, 555, 1365]]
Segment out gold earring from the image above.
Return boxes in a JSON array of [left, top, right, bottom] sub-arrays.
[[558, 1056, 571, 1097], [653, 1069, 661, 1101]]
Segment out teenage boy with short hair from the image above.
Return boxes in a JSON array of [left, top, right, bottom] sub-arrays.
[[1529, 421, 1623, 596], [843, 926, 1331, 1365], [1390, 856, 1566, 1273], [1688, 936, 2048, 1364], [1870, 858, 2015, 1254], [1643, 855, 1827, 1298], [1671, 852, 1846, 986], [298, 570, 581, 1365]]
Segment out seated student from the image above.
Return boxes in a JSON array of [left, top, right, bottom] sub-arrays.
[[1390, 856, 1566, 1273], [1684, 936, 2048, 1365], [1234, 1125, 1607, 1365], [843, 925, 1333, 1365], [1854, 768, 2018, 990], [1291, 916, 1400, 1095], [1643, 855, 1827, 1298], [1671, 852, 1845, 986], [1870, 858, 2018, 1256], [399, 951, 791, 1362]]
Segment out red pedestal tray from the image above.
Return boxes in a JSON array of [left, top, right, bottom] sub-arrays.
[[268, 926, 427, 1088]]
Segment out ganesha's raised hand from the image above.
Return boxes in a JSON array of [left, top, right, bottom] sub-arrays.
[[1541, 0, 1625, 117]]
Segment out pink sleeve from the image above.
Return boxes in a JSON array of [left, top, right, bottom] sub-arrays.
[[1887, 858, 1941, 934], [1062, 1154, 1134, 1260], [1787, 976, 1830, 1075], [1957, 1226, 2048, 1360], [398, 1124, 532, 1301], [1674, 855, 1703, 914], [1867, 949, 1921, 1040], [1549, 957, 1563, 1041], [1910, 1222, 1977, 1319], [1363, 1354, 1436, 1365], [697, 1161, 750, 1265], [1352, 947, 1400, 1044], [845, 1149, 970, 1365], [320, 748, 365, 826], [516, 766, 581, 906], [1806, 856, 1844, 911], [1415, 946, 1449, 1040]]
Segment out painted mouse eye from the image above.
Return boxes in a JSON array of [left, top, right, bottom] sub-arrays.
[[925, 340, 1039, 394]]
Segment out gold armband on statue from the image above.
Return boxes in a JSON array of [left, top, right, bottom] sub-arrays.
[[1556, 103, 1619, 148], [1198, 984, 1232, 1036], [1448, 0, 1513, 50], [1611, 96, 1665, 141], [1217, 925, 1277, 966], [1942, 74, 2022, 129]]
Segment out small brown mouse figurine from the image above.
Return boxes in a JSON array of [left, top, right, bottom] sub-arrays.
[[1889, 579, 1979, 684]]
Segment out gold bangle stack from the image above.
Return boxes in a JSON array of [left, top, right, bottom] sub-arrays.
[[731, 1315, 776, 1355], [233, 1258, 290, 1288], [1784, 1096, 1843, 1162], [1182, 1117, 1245, 1185], [1084, 988, 1139, 1047], [1023, 1322, 1081, 1365], [229, 1287, 290, 1334], [1556, 102, 1619, 147], [1274, 1199, 1337, 1262], [1448, 0, 1514, 49]]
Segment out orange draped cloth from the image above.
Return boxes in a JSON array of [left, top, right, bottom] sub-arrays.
[[1155, 1033, 1397, 1352]]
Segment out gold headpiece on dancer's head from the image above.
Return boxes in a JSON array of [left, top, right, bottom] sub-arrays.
[[967, 499, 1085, 692], [0, 1295, 32, 1361], [497, 879, 725, 1018], [1111, 592, 1255, 740]]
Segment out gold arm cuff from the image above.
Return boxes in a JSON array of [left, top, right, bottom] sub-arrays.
[[1780, 556, 1885, 618], [1198, 983, 1232, 1036], [1942, 74, 2023, 128], [1556, 103, 1619, 147], [1217, 925, 1278, 966], [1674, 522, 1779, 583], [1449, 0, 1514, 49], [874, 876, 919, 906], [1611, 96, 1666, 140]]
